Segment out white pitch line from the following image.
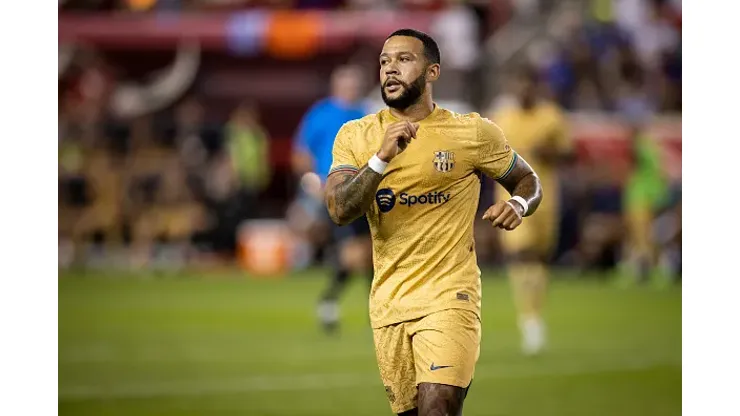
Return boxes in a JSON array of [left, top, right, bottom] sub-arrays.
[[59, 358, 679, 401]]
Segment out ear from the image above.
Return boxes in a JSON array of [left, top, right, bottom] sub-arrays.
[[426, 63, 441, 82]]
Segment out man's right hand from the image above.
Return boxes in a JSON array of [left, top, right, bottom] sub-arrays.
[[377, 121, 419, 162]]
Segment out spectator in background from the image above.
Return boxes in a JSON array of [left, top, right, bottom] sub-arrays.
[[226, 101, 271, 213], [59, 91, 125, 267], [125, 115, 206, 268], [430, 0, 481, 106], [178, 100, 272, 256], [290, 64, 370, 334], [568, 162, 625, 273], [171, 96, 210, 172], [614, 49, 656, 132], [59, 100, 92, 267]]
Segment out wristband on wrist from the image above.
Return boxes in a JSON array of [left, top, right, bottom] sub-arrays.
[[368, 154, 388, 174], [508, 196, 529, 217]]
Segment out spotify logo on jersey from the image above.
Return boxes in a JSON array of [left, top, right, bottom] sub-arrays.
[[375, 189, 396, 213], [376, 188, 452, 213]]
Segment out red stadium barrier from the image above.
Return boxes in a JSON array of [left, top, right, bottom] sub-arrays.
[[58, 11, 438, 54], [569, 113, 682, 182]]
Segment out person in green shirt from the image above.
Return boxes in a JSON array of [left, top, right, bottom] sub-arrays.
[[226, 102, 271, 195], [621, 124, 670, 285]]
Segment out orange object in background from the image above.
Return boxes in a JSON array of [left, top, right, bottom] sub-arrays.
[[237, 220, 294, 278], [126, 0, 158, 11], [265, 12, 322, 59]]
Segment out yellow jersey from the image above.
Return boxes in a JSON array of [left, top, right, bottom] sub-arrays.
[[329, 105, 516, 328], [492, 101, 570, 198]]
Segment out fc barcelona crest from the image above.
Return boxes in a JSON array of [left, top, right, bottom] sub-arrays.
[[433, 151, 455, 173]]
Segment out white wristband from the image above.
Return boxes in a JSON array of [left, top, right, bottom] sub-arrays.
[[508, 196, 529, 217], [368, 154, 389, 174]]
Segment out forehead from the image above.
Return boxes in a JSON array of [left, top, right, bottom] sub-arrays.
[[381, 36, 425, 55]]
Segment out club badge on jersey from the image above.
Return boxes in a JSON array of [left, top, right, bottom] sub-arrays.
[[433, 151, 455, 173]]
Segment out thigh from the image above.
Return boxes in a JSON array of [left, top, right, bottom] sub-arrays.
[[373, 323, 418, 414], [626, 205, 653, 247], [410, 309, 481, 389]]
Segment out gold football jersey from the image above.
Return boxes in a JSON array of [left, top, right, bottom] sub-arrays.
[[492, 101, 570, 255], [492, 101, 570, 200], [329, 106, 516, 328]]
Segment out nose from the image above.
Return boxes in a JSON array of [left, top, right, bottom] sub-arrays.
[[384, 64, 399, 78]]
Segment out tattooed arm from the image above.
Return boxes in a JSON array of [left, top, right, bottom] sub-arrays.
[[482, 155, 543, 230], [476, 116, 543, 230], [325, 165, 384, 225], [325, 120, 419, 225]]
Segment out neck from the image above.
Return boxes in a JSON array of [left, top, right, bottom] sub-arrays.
[[389, 93, 435, 122]]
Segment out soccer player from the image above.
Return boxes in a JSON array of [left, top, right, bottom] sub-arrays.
[[492, 66, 572, 355], [325, 29, 543, 416], [292, 64, 372, 333], [622, 122, 669, 286]]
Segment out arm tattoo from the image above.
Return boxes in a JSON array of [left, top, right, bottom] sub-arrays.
[[325, 164, 383, 225], [496, 155, 543, 217]]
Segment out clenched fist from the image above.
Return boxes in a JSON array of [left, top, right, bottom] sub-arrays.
[[482, 199, 525, 230], [377, 121, 420, 162]]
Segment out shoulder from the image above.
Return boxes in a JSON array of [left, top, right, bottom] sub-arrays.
[[430, 108, 476, 127], [453, 111, 505, 139], [433, 109, 505, 146], [443, 110, 497, 126], [334, 112, 382, 144]]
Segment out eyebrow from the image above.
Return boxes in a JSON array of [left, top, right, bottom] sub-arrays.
[[379, 51, 417, 58]]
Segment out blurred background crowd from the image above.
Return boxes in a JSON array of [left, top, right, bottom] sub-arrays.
[[58, 0, 682, 279]]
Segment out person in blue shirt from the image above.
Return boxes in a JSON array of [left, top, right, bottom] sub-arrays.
[[292, 65, 371, 334]]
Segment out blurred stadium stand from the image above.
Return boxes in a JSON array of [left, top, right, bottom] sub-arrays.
[[58, 0, 681, 275]]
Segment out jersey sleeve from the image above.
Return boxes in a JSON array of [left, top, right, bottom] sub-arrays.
[[328, 122, 360, 176], [475, 116, 517, 180]]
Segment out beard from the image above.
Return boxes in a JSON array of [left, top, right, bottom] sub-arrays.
[[381, 73, 426, 109]]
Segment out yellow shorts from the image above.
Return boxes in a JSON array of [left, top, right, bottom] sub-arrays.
[[625, 205, 654, 254], [500, 203, 558, 257], [372, 308, 481, 413]]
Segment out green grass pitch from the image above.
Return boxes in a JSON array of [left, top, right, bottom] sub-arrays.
[[59, 269, 681, 415]]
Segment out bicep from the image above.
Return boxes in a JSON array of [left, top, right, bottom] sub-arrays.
[[324, 171, 354, 210], [325, 171, 352, 192]]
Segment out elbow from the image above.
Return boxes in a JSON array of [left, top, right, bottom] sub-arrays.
[[324, 186, 361, 225], [327, 208, 353, 226], [325, 197, 351, 226]]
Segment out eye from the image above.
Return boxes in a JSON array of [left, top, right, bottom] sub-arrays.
[[400, 56, 410, 62]]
